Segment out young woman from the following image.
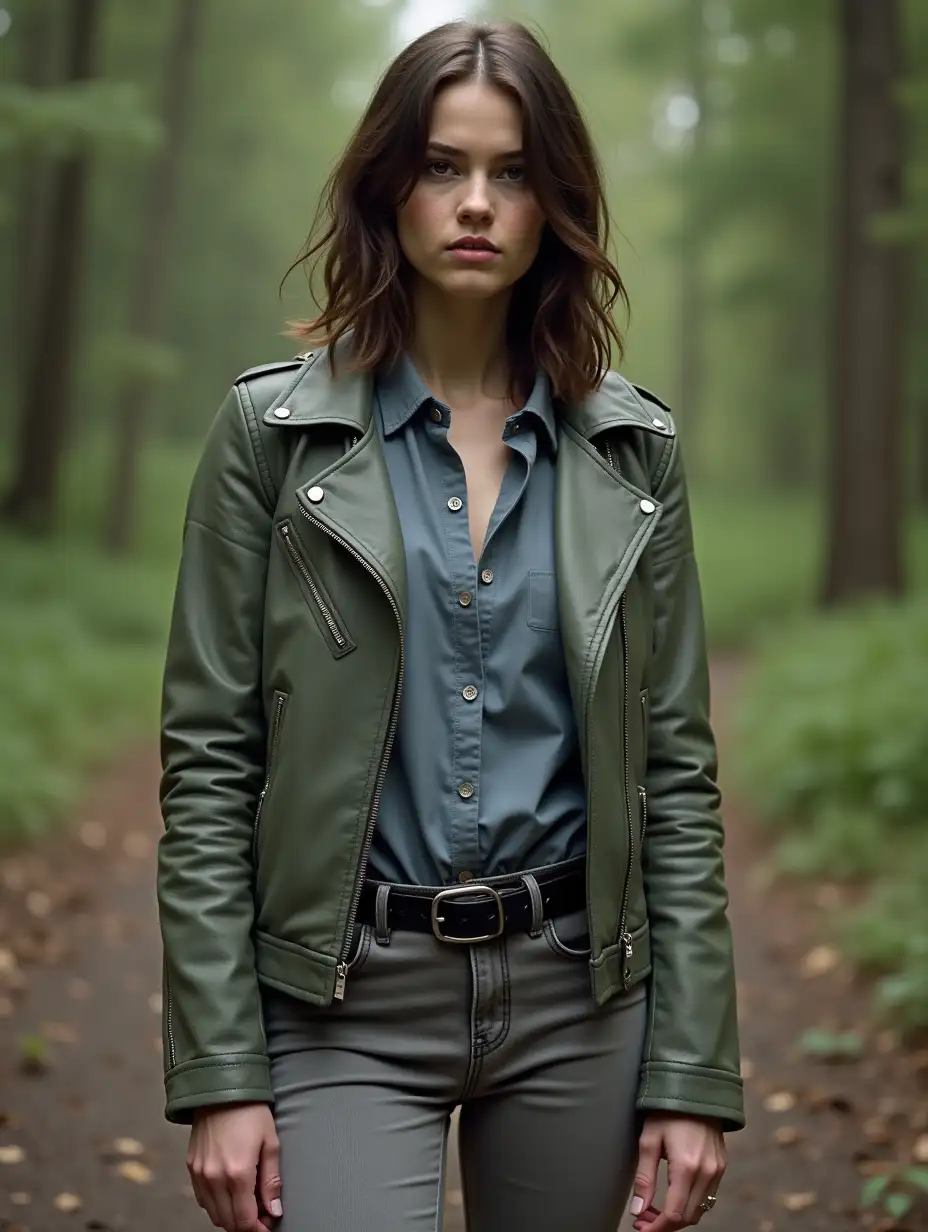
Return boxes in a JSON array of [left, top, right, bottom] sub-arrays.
[[157, 20, 744, 1232]]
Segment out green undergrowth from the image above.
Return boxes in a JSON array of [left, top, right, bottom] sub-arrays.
[[733, 597, 928, 1034], [0, 438, 197, 842]]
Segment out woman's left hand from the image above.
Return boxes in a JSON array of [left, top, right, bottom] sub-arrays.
[[629, 1113, 726, 1230]]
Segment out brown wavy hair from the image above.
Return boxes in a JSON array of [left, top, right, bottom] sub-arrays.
[[287, 20, 628, 406]]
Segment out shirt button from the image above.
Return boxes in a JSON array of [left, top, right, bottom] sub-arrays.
[[462, 684, 478, 702], [430, 406, 443, 423], [639, 499, 656, 515], [447, 496, 463, 512], [458, 870, 474, 884], [457, 781, 475, 799], [480, 568, 494, 585], [458, 590, 473, 607]]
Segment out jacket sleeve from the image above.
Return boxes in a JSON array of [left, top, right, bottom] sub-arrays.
[[157, 385, 274, 1124], [637, 433, 745, 1132]]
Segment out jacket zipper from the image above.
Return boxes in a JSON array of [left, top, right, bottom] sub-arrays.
[[605, 438, 635, 985], [165, 964, 177, 1069], [298, 502, 404, 1002], [253, 691, 287, 856], [277, 521, 348, 651]]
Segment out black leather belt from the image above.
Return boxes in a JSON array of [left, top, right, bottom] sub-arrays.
[[357, 861, 586, 944]]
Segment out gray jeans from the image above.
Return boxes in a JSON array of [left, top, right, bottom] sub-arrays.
[[262, 896, 648, 1232]]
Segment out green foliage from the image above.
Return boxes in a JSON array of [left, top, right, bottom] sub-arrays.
[[797, 1028, 863, 1061], [0, 438, 197, 842], [0, 80, 162, 157], [734, 599, 928, 1029], [859, 1166, 928, 1222]]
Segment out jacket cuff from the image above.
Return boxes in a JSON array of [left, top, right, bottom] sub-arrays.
[[164, 1052, 272, 1125], [637, 1061, 746, 1133]]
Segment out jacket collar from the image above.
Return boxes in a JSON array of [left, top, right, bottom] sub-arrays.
[[262, 339, 674, 443]]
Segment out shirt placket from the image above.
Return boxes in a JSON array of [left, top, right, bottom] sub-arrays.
[[432, 409, 535, 883]]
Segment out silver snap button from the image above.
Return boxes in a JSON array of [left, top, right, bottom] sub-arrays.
[[480, 569, 494, 585], [457, 781, 475, 799], [639, 499, 656, 515], [447, 496, 463, 512], [652, 418, 665, 429], [430, 406, 443, 423], [462, 685, 478, 702], [458, 590, 473, 607], [307, 486, 325, 503], [273, 406, 292, 419]]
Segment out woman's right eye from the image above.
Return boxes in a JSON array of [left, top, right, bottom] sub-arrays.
[[426, 160, 454, 178]]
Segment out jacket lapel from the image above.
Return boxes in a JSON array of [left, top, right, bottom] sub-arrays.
[[262, 347, 407, 621]]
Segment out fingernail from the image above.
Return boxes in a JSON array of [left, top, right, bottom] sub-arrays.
[[270, 1198, 283, 1217], [630, 1196, 644, 1215]]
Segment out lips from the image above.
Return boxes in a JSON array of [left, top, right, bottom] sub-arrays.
[[448, 237, 500, 252]]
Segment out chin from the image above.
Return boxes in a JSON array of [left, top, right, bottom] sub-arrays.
[[432, 271, 512, 301]]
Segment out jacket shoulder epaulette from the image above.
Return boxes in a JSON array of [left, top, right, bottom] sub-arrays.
[[234, 353, 313, 385], [632, 383, 673, 417]]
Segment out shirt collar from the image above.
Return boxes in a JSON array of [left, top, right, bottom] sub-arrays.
[[376, 354, 558, 454]]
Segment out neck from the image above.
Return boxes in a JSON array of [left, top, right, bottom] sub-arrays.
[[407, 278, 513, 408]]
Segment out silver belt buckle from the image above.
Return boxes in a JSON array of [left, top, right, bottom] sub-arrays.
[[431, 884, 505, 944]]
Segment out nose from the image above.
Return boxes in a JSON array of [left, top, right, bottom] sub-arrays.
[[456, 172, 494, 225]]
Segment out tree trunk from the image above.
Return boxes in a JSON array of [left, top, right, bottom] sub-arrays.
[[676, 0, 708, 431], [105, 0, 205, 554], [822, 0, 906, 603], [2, 0, 101, 534], [15, 0, 59, 392]]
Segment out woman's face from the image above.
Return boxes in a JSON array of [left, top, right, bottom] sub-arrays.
[[397, 79, 546, 303]]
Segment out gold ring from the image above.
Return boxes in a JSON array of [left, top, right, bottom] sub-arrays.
[[699, 1195, 718, 1212]]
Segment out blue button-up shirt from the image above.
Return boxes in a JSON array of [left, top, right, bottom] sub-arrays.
[[367, 354, 587, 887]]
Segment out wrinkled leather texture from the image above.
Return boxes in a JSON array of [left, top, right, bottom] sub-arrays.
[[157, 345, 745, 1131]]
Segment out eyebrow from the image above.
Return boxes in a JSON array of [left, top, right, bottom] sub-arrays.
[[426, 141, 525, 161]]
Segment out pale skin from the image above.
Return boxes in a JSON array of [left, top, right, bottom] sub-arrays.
[[188, 77, 726, 1232]]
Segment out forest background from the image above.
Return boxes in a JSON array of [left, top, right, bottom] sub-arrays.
[[1, 0, 926, 1034]]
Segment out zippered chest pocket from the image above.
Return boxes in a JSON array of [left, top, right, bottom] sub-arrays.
[[276, 519, 356, 658]]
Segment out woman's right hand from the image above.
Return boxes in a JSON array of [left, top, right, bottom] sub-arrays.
[[187, 1102, 282, 1231]]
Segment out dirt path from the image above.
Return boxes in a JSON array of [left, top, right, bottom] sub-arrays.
[[1, 662, 926, 1231]]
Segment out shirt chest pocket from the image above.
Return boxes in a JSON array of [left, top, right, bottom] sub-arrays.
[[527, 569, 561, 633]]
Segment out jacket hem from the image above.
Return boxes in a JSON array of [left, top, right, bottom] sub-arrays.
[[254, 929, 338, 1004], [590, 919, 651, 1005]]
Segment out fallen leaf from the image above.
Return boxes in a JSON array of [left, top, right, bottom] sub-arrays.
[[765, 1091, 797, 1113], [775, 1126, 801, 1146], [112, 1138, 145, 1157], [759, 1222, 775, 1232], [41, 1021, 78, 1045], [0, 1144, 25, 1164], [801, 945, 840, 978], [914, 1134, 928, 1164], [863, 1117, 893, 1145], [740, 1057, 756, 1080], [67, 978, 91, 1000], [79, 821, 108, 850], [54, 1191, 83, 1212], [9, 1192, 30, 1205], [148, 992, 162, 1014], [25, 891, 52, 918], [781, 1192, 817, 1211], [122, 832, 151, 859], [875, 1030, 899, 1054], [117, 1160, 153, 1184]]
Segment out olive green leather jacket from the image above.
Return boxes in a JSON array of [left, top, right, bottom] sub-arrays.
[[157, 346, 745, 1131]]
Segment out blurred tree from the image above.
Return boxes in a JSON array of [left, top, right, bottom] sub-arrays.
[[823, 0, 906, 602], [2, 0, 104, 533], [104, 0, 205, 554]]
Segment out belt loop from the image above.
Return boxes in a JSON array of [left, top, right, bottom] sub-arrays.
[[520, 873, 544, 937], [374, 884, 392, 946]]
